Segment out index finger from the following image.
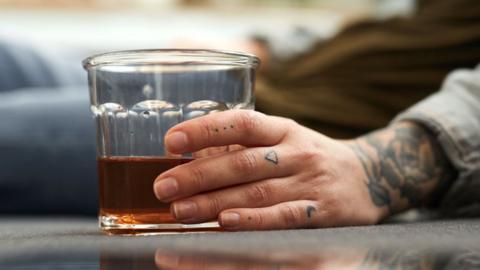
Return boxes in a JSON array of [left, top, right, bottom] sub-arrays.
[[165, 110, 291, 154]]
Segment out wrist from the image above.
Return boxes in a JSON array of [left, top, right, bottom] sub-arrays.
[[349, 121, 455, 221], [347, 137, 391, 222]]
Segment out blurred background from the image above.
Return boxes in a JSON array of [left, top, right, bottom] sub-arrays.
[[1, 0, 479, 216], [0, 0, 415, 68]]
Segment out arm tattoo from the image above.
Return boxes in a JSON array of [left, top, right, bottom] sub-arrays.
[[265, 150, 279, 165], [306, 206, 316, 218], [350, 122, 455, 214]]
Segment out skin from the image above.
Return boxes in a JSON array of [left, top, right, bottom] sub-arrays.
[[153, 110, 455, 230], [154, 248, 438, 270], [154, 249, 367, 270]]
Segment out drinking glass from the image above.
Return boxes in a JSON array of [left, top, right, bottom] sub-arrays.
[[83, 49, 259, 234]]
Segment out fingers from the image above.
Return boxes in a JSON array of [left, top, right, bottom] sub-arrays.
[[154, 250, 367, 270], [169, 177, 297, 223], [154, 146, 293, 202], [218, 200, 322, 231], [164, 110, 292, 154]]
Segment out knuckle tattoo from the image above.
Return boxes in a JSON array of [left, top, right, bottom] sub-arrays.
[[306, 205, 316, 218], [264, 150, 279, 165]]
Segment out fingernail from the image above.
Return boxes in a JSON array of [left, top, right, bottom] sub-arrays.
[[154, 177, 179, 201], [220, 212, 240, 228], [166, 131, 188, 153], [172, 200, 198, 220]]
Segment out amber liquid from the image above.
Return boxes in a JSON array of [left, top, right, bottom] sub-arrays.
[[98, 157, 195, 232]]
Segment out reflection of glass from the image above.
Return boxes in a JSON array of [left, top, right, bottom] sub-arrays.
[[4, 246, 480, 269], [83, 49, 259, 234], [101, 249, 158, 270], [97, 247, 480, 270]]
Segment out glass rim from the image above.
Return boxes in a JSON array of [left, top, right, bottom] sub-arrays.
[[82, 49, 261, 70]]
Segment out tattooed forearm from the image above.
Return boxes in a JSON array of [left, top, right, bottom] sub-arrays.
[[350, 122, 455, 214]]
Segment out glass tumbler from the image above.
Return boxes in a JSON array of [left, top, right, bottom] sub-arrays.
[[83, 49, 260, 234]]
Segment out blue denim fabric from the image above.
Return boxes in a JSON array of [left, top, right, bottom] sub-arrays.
[[0, 40, 97, 215], [0, 88, 97, 215]]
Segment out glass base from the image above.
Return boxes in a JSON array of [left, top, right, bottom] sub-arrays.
[[100, 215, 222, 235]]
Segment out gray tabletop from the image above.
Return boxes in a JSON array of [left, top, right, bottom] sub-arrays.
[[1, 217, 480, 269]]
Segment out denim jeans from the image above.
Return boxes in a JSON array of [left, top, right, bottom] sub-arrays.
[[0, 40, 97, 215]]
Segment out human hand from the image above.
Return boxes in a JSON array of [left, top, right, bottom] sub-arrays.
[[154, 249, 367, 270], [153, 110, 386, 230], [154, 248, 442, 270]]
